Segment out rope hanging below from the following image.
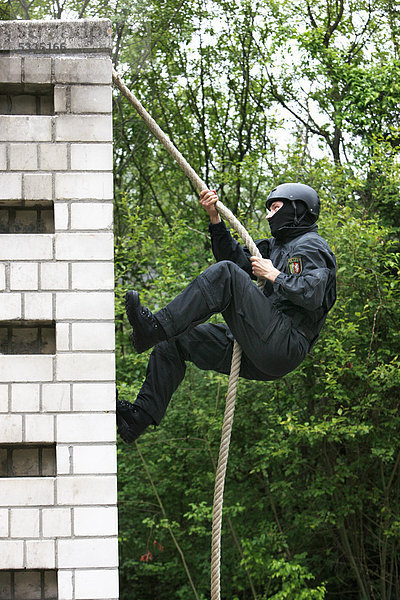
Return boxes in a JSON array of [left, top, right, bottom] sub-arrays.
[[112, 69, 265, 600]]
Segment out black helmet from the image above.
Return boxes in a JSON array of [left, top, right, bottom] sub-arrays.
[[266, 183, 320, 223]]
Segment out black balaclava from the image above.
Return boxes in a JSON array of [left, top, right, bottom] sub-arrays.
[[268, 200, 317, 242]]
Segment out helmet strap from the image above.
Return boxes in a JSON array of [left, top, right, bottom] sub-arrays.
[[291, 200, 307, 226]]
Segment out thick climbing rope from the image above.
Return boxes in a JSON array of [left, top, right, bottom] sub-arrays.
[[113, 70, 265, 600]]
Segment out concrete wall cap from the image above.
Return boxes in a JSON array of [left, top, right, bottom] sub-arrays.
[[0, 19, 112, 55]]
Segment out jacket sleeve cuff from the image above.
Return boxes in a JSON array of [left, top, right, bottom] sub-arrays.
[[209, 220, 227, 235], [273, 272, 286, 290]]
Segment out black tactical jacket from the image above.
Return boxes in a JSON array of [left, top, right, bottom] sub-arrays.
[[209, 220, 337, 347]]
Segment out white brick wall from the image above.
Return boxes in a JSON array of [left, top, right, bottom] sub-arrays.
[[55, 115, 112, 143], [0, 356, 53, 382], [0, 144, 6, 169], [0, 173, 21, 198], [0, 234, 53, 260], [24, 57, 52, 84], [70, 143, 113, 171], [54, 57, 112, 84], [9, 143, 38, 170], [24, 173, 53, 200], [0, 116, 52, 141], [0, 56, 21, 83], [0, 479, 55, 506], [56, 172, 113, 199], [75, 569, 119, 599], [55, 232, 114, 260], [10, 263, 39, 290], [70, 85, 113, 113], [0, 20, 118, 598], [11, 383, 40, 412]]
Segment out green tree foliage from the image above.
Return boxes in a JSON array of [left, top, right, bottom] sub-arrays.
[[2, 1, 400, 597]]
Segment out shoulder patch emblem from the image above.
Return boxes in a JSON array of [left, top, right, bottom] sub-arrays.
[[287, 256, 302, 274]]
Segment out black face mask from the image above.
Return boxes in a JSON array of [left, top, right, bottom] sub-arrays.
[[268, 201, 317, 242]]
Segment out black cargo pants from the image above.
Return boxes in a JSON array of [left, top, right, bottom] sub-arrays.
[[134, 260, 309, 424]]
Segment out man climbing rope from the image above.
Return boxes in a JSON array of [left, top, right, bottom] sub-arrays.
[[116, 182, 336, 443]]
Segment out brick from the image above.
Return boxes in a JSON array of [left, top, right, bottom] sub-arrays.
[[56, 475, 117, 506], [24, 173, 52, 200], [42, 383, 71, 412], [12, 447, 40, 476], [58, 570, 73, 600], [56, 352, 115, 382], [56, 445, 71, 475], [55, 114, 112, 142], [42, 446, 56, 476], [24, 292, 53, 320], [11, 383, 40, 412], [0, 95, 7, 114], [54, 203, 69, 230], [0, 293, 21, 319], [14, 571, 42, 599], [0, 264, 5, 290], [0, 234, 53, 260], [44, 570, 58, 599], [11, 94, 36, 115], [25, 540, 55, 569], [40, 143, 68, 170], [9, 143, 37, 170], [54, 85, 68, 113], [10, 262, 39, 290], [0, 144, 6, 170], [0, 356, 53, 382], [0, 264, 5, 291], [75, 569, 119, 599], [71, 202, 113, 230], [41, 262, 69, 290], [0, 508, 8, 536], [55, 172, 113, 199], [0, 116, 52, 141], [56, 291, 114, 320], [73, 382, 115, 411], [56, 322, 70, 351], [0, 56, 21, 83], [25, 414, 54, 442], [57, 414, 115, 443], [0, 384, 8, 412], [54, 57, 112, 84], [0, 413, 22, 442], [42, 508, 71, 537], [71, 262, 114, 290], [10, 508, 39, 537], [24, 57, 52, 84], [73, 445, 117, 474], [70, 143, 113, 171], [0, 95, 7, 113], [0, 541, 24, 568], [74, 506, 118, 536], [40, 95, 53, 116], [55, 233, 113, 260], [72, 322, 115, 351], [57, 537, 118, 568], [0, 172, 21, 199], [71, 85, 112, 113], [0, 571, 11, 598], [0, 478, 54, 506]]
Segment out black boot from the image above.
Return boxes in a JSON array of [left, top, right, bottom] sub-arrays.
[[125, 291, 166, 353], [116, 399, 155, 443]]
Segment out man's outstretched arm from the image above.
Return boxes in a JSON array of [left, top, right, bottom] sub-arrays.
[[199, 189, 255, 276]]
